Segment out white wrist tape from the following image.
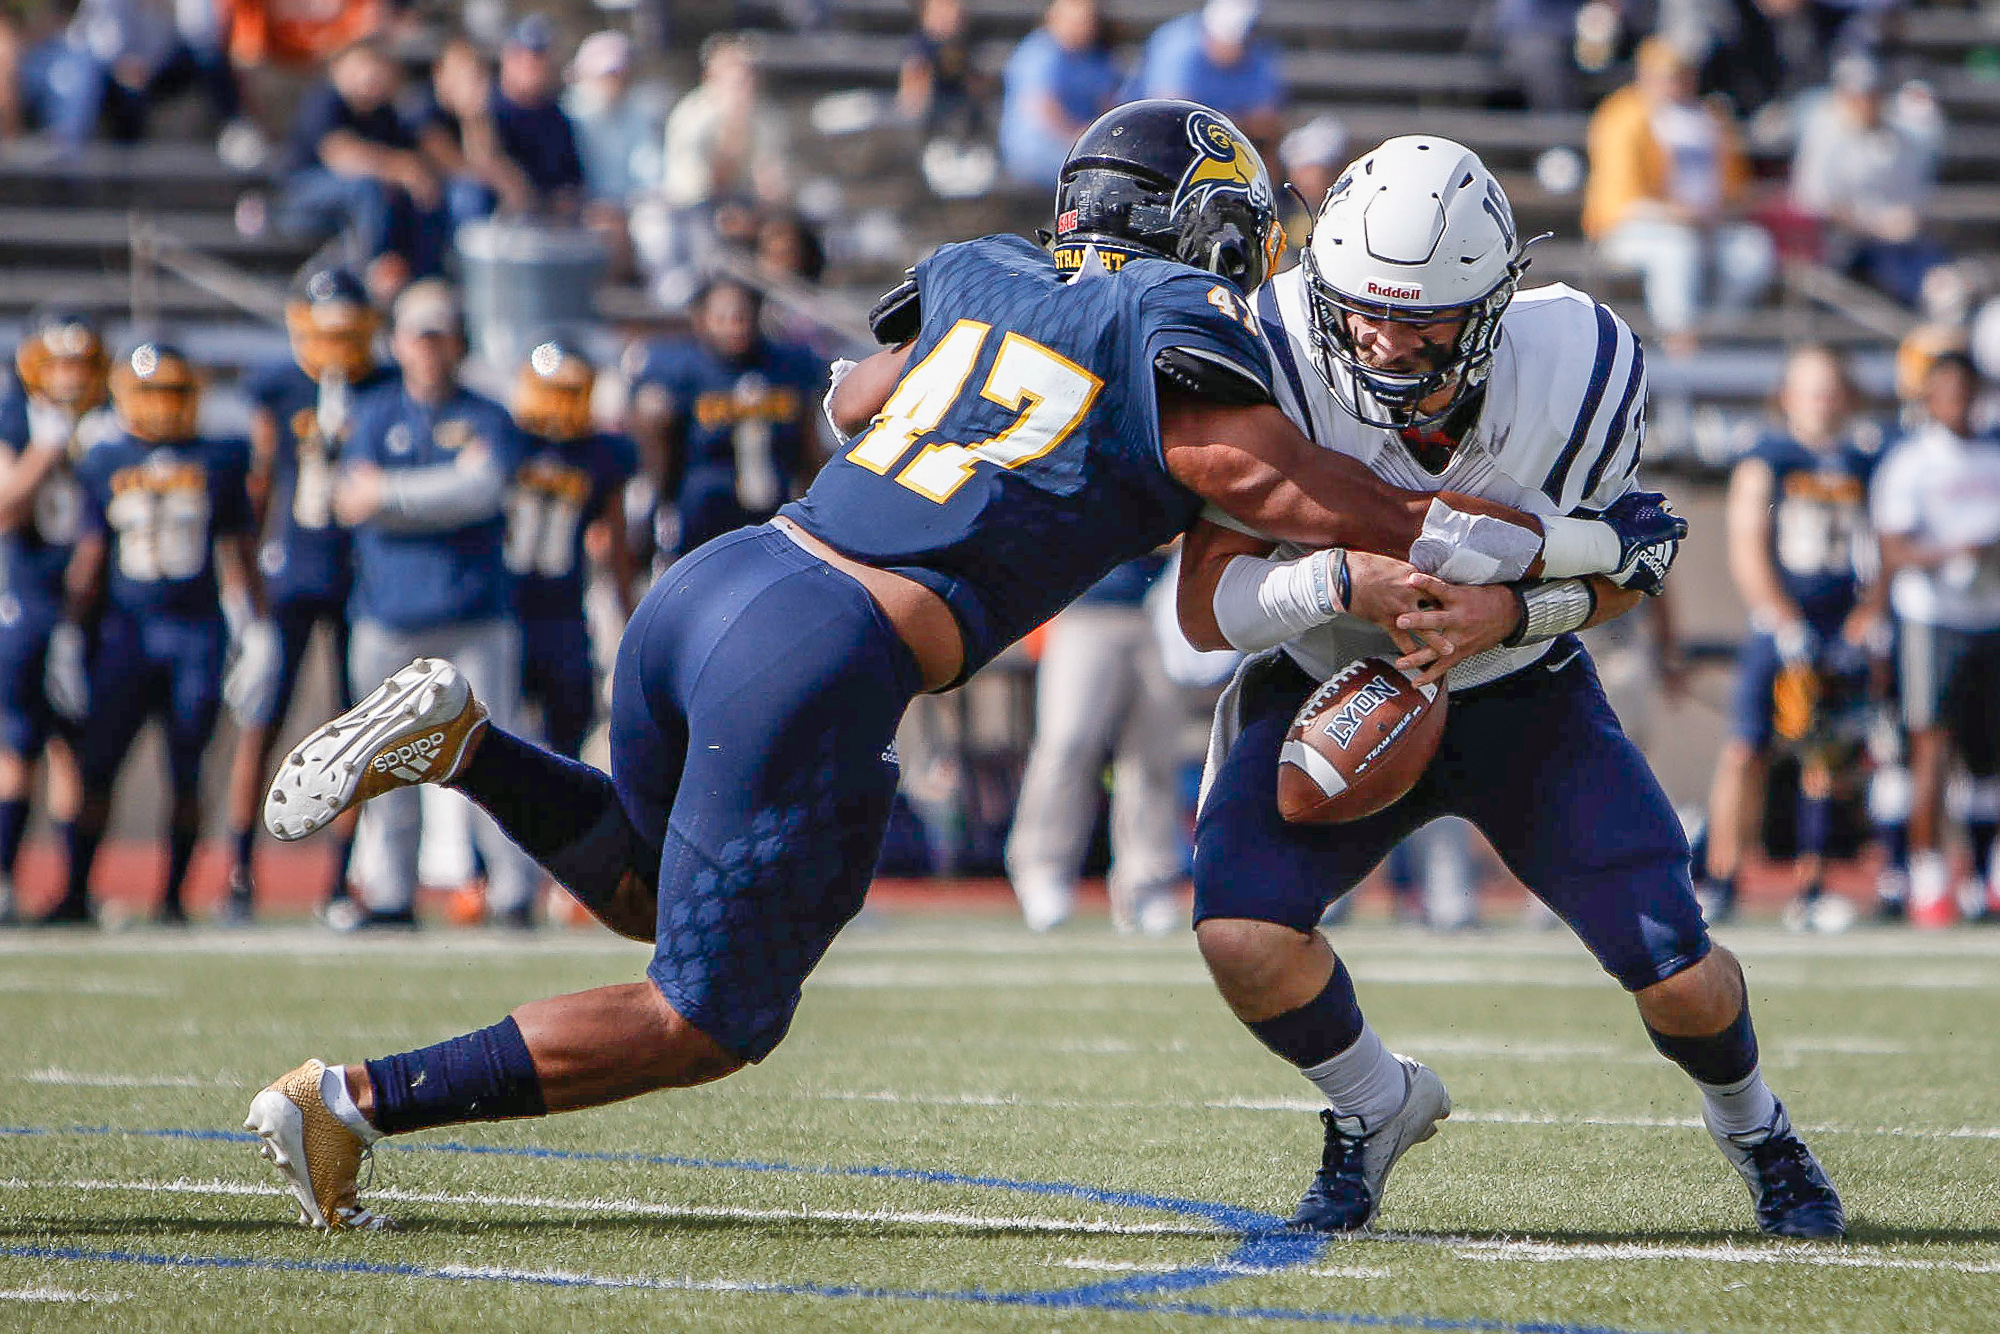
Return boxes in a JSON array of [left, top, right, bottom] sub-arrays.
[[1407, 498, 1543, 585], [1212, 550, 1343, 652], [1537, 514, 1622, 578], [821, 358, 860, 442]]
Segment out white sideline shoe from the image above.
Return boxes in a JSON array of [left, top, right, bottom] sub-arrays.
[[265, 658, 487, 842], [244, 1059, 392, 1231]]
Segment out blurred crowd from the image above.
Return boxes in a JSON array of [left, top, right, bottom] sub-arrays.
[[3, 0, 2000, 932]]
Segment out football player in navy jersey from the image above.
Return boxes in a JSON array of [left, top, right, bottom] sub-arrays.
[[505, 338, 638, 758], [1179, 137, 1840, 1238], [625, 276, 824, 568], [219, 269, 400, 924], [46, 343, 264, 925], [240, 101, 1668, 1231], [0, 311, 111, 922]]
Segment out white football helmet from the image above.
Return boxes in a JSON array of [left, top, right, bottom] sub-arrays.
[[1301, 135, 1533, 430]]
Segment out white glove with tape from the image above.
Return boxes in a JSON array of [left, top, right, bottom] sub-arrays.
[[224, 617, 283, 726], [45, 621, 88, 723]]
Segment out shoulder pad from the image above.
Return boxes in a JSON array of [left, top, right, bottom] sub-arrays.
[[1153, 346, 1272, 408], [868, 274, 921, 347]]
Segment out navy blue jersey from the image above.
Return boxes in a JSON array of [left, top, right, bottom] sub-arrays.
[[781, 233, 1270, 678], [629, 332, 824, 556], [77, 432, 252, 620], [346, 384, 526, 631], [247, 360, 401, 605], [0, 381, 92, 614], [1749, 430, 1880, 631], [506, 430, 638, 622]]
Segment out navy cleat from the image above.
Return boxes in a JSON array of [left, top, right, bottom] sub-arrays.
[[1706, 1101, 1847, 1238], [1290, 1056, 1450, 1232]]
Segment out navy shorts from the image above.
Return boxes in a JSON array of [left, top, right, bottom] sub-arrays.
[[80, 611, 226, 792], [520, 615, 595, 759], [1194, 643, 1710, 993], [610, 525, 920, 1062], [0, 596, 67, 756]]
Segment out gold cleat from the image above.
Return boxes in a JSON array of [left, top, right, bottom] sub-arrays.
[[244, 1059, 393, 1231], [264, 657, 487, 842]]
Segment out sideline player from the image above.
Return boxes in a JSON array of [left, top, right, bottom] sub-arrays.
[[505, 337, 638, 758], [50, 343, 265, 924], [240, 102, 1663, 1230], [0, 311, 111, 922], [219, 269, 399, 923], [1179, 137, 1843, 1238]]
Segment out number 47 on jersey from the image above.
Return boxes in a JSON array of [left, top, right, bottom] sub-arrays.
[[846, 319, 1103, 503]]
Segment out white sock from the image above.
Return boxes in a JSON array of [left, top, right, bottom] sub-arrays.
[[1300, 1022, 1407, 1134], [1699, 1067, 1779, 1140], [318, 1061, 383, 1144], [1911, 850, 1949, 906]]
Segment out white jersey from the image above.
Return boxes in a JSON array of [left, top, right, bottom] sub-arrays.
[[1871, 423, 2000, 629], [1241, 274, 1648, 690]]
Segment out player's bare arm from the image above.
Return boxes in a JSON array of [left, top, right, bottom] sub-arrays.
[[827, 342, 914, 436]]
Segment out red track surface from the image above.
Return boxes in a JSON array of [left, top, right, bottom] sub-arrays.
[[3, 840, 1895, 924]]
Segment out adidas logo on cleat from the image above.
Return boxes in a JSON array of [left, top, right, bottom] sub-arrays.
[[373, 731, 449, 783]]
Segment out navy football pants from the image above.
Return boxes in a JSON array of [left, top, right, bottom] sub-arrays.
[[611, 525, 920, 1061], [1195, 644, 1711, 992]]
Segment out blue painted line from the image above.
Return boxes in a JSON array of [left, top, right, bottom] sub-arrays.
[[0, 1126, 1674, 1333], [0, 1244, 1677, 1333]]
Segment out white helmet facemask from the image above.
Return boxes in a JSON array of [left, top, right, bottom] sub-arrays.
[[1301, 135, 1538, 431]]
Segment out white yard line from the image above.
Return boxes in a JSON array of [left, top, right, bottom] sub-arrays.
[[0, 1178, 1233, 1238], [1376, 1232, 2000, 1275], [0, 1286, 126, 1303], [19, 1068, 236, 1089]]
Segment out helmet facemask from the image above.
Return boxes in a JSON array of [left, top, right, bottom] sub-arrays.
[[1300, 241, 1526, 432]]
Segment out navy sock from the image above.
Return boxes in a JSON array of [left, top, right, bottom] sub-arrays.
[[231, 825, 256, 880], [449, 723, 656, 915], [1245, 957, 1368, 1070], [365, 1015, 547, 1134], [1797, 793, 1833, 862], [1878, 822, 1908, 874], [0, 798, 28, 877], [1645, 1000, 1759, 1088], [163, 823, 198, 910], [1971, 822, 1997, 884], [326, 833, 355, 903], [61, 818, 100, 907]]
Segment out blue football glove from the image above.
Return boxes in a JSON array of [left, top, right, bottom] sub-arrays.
[[1591, 491, 1688, 596]]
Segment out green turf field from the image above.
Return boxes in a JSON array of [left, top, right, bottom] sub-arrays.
[[2, 917, 1996, 1332]]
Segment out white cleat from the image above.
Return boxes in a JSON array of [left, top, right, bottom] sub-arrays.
[[244, 1059, 393, 1231], [264, 658, 487, 842]]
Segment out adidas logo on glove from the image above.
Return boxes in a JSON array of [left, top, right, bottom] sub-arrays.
[[372, 731, 449, 783]]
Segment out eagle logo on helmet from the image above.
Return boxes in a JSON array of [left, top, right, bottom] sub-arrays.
[[1177, 110, 1271, 220]]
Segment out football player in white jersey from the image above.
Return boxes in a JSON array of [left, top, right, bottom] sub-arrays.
[[1179, 137, 1846, 1238]]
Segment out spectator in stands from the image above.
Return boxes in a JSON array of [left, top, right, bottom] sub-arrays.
[[16, 0, 242, 156], [279, 36, 444, 300], [899, 0, 989, 143], [489, 16, 584, 220], [1122, 0, 1284, 153], [330, 279, 541, 928], [1791, 55, 1945, 308], [661, 34, 788, 212], [1871, 351, 2000, 927], [1695, 0, 1844, 129], [1275, 115, 1347, 268], [1694, 345, 1884, 928], [997, 0, 1118, 189], [624, 275, 824, 569], [417, 36, 535, 226], [1583, 34, 1775, 357], [1491, 0, 1590, 113], [1007, 554, 1190, 935], [563, 29, 663, 205]]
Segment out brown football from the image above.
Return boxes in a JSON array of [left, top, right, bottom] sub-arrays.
[[1277, 657, 1447, 825]]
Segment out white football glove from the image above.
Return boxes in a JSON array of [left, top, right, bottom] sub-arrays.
[[224, 617, 283, 726], [44, 622, 88, 724], [25, 399, 76, 454]]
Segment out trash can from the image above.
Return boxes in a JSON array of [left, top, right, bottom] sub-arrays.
[[454, 220, 606, 374]]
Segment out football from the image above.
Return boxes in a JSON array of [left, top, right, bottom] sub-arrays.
[[1276, 658, 1447, 824]]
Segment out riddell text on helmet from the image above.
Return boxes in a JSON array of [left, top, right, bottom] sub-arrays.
[[1365, 279, 1422, 301]]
